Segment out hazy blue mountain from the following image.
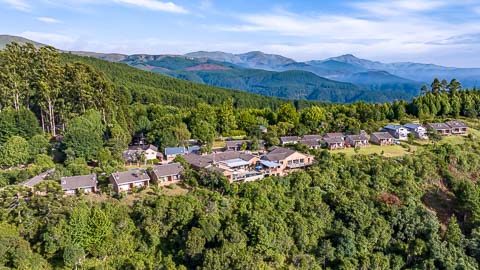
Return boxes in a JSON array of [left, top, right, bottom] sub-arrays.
[[327, 54, 480, 87], [337, 71, 423, 95], [186, 51, 296, 70]]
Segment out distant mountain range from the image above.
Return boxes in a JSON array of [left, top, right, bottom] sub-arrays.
[[2, 35, 480, 103]]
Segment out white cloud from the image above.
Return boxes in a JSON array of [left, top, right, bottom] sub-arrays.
[[2, 0, 31, 11], [113, 0, 188, 13], [352, 0, 448, 16], [37, 17, 62, 23], [20, 31, 76, 47]]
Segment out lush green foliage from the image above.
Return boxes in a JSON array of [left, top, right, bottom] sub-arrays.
[[0, 142, 479, 269]]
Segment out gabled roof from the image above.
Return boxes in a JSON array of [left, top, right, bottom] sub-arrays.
[[225, 140, 249, 148], [346, 134, 368, 141], [384, 124, 406, 130], [428, 123, 451, 130], [404, 123, 424, 130], [22, 168, 56, 188], [128, 144, 158, 152], [111, 169, 150, 185], [183, 153, 212, 168], [323, 137, 344, 144], [371, 132, 394, 140], [263, 147, 297, 162], [280, 136, 299, 143], [151, 163, 184, 177], [446, 121, 468, 128], [302, 134, 321, 141], [324, 133, 344, 139], [61, 174, 97, 190], [299, 139, 321, 147], [165, 147, 187, 156]]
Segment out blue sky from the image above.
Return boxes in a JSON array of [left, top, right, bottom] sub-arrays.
[[2, 0, 480, 67]]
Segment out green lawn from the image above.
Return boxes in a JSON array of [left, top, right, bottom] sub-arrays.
[[332, 144, 411, 157], [330, 127, 479, 157]]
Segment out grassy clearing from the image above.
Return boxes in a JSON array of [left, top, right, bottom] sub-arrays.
[[330, 127, 479, 157], [332, 144, 411, 157]]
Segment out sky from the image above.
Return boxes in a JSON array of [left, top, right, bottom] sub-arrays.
[[1, 0, 480, 67]]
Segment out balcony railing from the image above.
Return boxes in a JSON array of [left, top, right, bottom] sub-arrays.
[[287, 162, 312, 169]]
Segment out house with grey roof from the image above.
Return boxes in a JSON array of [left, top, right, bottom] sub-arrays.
[[302, 134, 322, 141], [164, 147, 188, 161], [61, 174, 98, 195], [110, 169, 150, 193], [280, 136, 299, 145], [346, 135, 369, 147], [324, 133, 345, 140], [21, 168, 56, 190], [404, 123, 428, 139], [323, 137, 345, 150], [299, 139, 322, 149], [149, 163, 184, 186], [446, 121, 468, 135], [123, 144, 160, 164], [383, 125, 409, 140], [262, 147, 314, 176], [225, 140, 249, 151], [427, 123, 452, 136], [370, 132, 395, 145]]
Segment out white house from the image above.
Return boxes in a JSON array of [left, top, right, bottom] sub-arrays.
[[404, 123, 428, 139], [383, 125, 409, 140]]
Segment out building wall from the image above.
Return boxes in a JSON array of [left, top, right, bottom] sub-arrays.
[[145, 149, 158, 161]]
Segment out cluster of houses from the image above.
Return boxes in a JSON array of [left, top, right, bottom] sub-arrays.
[[278, 121, 468, 150], [22, 162, 186, 195], [22, 144, 315, 194], [21, 120, 468, 195]]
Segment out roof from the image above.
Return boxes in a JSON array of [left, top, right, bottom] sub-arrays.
[[384, 124, 405, 130], [280, 136, 299, 143], [302, 134, 321, 141], [446, 121, 468, 128], [299, 139, 321, 147], [404, 123, 424, 130], [187, 146, 201, 153], [225, 140, 249, 148], [111, 169, 150, 185], [346, 135, 368, 141], [263, 147, 297, 162], [428, 123, 451, 130], [22, 168, 56, 188], [61, 174, 97, 190], [371, 132, 394, 140], [259, 160, 281, 168], [165, 147, 187, 156], [151, 163, 184, 177], [323, 137, 345, 144], [183, 154, 213, 168], [123, 144, 159, 161], [324, 133, 344, 139], [128, 144, 158, 152], [220, 158, 251, 168]]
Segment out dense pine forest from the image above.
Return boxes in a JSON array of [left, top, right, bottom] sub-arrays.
[[1, 43, 480, 269]]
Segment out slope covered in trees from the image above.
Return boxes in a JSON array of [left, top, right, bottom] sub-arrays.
[[1, 141, 480, 269], [60, 53, 318, 110]]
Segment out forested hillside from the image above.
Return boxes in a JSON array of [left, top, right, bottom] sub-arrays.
[[1, 43, 480, 269], [60, 53, 316, 110]]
